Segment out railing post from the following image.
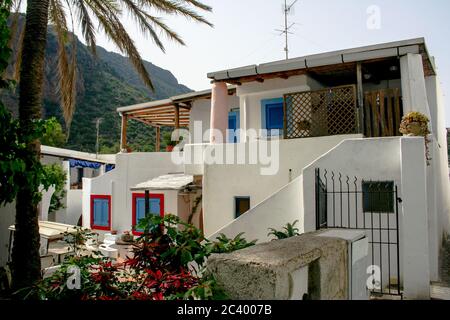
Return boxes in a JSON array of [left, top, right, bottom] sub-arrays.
[[315, 168, 320, 230], [283, 95, 288, 140], [395, 185, 402, 296]]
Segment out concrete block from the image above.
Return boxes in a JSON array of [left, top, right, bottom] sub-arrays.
[[207, 232, 349, 300]]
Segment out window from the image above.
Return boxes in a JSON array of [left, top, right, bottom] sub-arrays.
[[362, 181, 395, 213], [235, 197, 250, 218], [261, 98, 284, 136], [90, 195, 111, 230], [132, 193, 164, 235], [228, 110, 240, 143]]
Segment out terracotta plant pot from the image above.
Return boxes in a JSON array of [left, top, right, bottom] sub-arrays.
[[121, 233, 133, 243]]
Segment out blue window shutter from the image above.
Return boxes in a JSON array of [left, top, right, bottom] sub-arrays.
[[135, 197, 161, 232], [228, 111, 240, 143], [93, 198, 109, 227], [136, 198, 145, 230], [261, 98, 284, 136], [102, 200, 109, 226], [266, 103, 284, 130], [137, 198, 145, 221], [150, 198, 161, 216], [93, 200, 101, 226]]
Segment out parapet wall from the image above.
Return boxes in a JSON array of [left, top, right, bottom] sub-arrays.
[[207, 231, 352, 300]]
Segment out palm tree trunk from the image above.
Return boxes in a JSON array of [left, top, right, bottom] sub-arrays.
[[12, 0, 50, 291]]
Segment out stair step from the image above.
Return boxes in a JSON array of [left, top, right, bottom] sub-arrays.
[[431, 283, 450, 300]]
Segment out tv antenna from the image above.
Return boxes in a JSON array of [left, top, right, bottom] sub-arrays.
[[275, 0, 298, 60]]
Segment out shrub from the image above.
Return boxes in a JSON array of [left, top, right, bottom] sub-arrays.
[[268, 220, 300, 240], [43, 164, 67, 214], [19, 214, 254, 300]]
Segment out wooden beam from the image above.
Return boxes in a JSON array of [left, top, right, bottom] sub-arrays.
[[137, 115, 191, 121], [120, 114, 128, 151], [356, 62, 364, 135], [155, 127, 160, 152], [174, 105, 180, 129], [122, 103, 174, 115]]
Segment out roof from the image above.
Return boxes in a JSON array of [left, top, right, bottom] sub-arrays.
[[41, 145, 116, 164], [130, 174, 195, 191], [9, 221, 80, 240], [117, 87, 236, 128], [207, 38, 435, 83], [42, 146, 116, 164]]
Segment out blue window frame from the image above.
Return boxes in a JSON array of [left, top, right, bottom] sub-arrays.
[[228, 110, 240, 143], [261, 98, 284, 136], [90, 195, 111, 231]]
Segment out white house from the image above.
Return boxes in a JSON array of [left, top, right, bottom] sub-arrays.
[[84, 38, 450, 299], [82, 88, 238, 235], [0, 145, 115, 267]]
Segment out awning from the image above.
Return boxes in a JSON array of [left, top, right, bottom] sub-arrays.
[[69, 159, 102, 169], [130, 174, 196, 191]]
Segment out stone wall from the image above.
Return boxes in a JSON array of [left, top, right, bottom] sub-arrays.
[[207, 232, 350, 300]]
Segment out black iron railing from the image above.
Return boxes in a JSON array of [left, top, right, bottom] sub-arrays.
[[315, 168, 402, 298]]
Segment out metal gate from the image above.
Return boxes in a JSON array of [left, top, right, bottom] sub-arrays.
[[315, 168, 402, 297]]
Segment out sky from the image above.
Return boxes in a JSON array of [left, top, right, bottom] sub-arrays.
[[70, 0, 450, 125]]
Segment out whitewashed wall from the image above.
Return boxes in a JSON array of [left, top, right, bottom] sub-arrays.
[[209, 175, 304, 243], [202, 134, 361, 237], [82, 152, 184, 233], [0, 202, 15, 267], [188, 96, 240, 144], [211, 136, 432, 299], [237, 75, 318, 141]]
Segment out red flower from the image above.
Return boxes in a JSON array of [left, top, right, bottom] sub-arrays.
[[152, 292, 164, 300]]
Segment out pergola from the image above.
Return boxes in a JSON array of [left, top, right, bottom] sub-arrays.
[[117, 88, 236, 151]]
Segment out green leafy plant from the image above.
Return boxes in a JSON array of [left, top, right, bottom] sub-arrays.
[[268, 220, 300, 240], [43, 164, 67, 214], [63, 227, 99, 257], [208, 233, 257, 254], [20, 215, 254, 300], [40, 117, 67, 147], [162, 131, 183, 150]]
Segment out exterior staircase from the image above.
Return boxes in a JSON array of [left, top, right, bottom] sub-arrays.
[[440, 236, 450, 285], [431, 236, 450, 300]]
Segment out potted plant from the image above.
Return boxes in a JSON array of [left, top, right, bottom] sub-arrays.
[[162, 132, 183, 152], [162, 132, 177, 152], [399, 111, 431, 165], [121, 231, 134, 243]]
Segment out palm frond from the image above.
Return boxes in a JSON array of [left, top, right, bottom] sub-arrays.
[[70, 0, 96, 54], [88, 0, 155, 91], [5, 1, 23, 81], [138, 0, 213, 27], [7, 0, 23, 45], [181, 0, 212, 12], [143, 13, 185, 46], [49, 0, 77, 134], [121, 0, 166, 51], [12, 28, 24, 82]]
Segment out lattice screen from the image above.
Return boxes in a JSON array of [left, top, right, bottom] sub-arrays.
[[283, 85, 358, 139]]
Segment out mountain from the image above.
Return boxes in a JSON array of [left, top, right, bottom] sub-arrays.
[[3, 17, 192, 153]]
